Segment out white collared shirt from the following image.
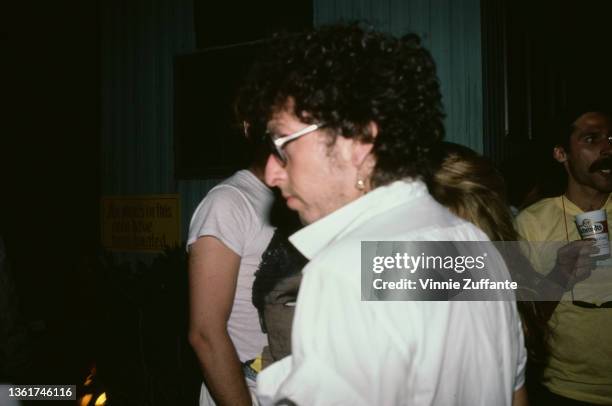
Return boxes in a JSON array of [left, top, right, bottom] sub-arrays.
[[257, 180, 526, 406]]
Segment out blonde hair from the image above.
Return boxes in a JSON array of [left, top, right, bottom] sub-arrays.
[[430, 142, 549, 371], [430, 143, 516, 241]]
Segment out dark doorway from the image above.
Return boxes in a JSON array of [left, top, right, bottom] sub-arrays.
[[482, 0, 612, 207]]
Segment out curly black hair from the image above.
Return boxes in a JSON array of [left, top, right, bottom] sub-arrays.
[[236, 22, 445, 186]]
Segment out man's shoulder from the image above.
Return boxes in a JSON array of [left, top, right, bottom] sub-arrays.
[[379, 195, 487, 241], [199, 183, 249, 211], [515, 197, 562, 242], [214, 170, 251, 193], [204, 170, 264, 202], [190, 173, 256, 226], [339, 190, 487, 244], [517, 196, 560, 222], [310, 199, 487, 268], [218, 169, 272, 206]]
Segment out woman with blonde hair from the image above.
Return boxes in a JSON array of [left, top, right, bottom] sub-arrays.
[[428, 142, 549, 393], [429, 142, 517, 241]]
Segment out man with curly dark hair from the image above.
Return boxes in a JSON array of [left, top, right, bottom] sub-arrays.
[[239, 23, 527, 405], [238, 24, 445, 194]]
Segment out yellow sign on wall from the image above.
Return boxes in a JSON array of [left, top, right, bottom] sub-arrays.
[[101, 194, 180, 252]]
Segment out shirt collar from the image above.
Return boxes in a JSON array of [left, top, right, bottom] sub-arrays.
[[289, 179, 428, 260], [558, 193, 612, 214]]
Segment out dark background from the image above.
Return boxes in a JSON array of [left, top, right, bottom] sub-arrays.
[[2, 0, 101, 386], [175, 0, 312, 178], [483, 0, 612, 206]]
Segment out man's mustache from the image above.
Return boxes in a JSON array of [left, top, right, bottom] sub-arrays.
[[589, 157, 612, 172]]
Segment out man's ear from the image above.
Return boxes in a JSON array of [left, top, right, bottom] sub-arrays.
[[553, 146, 567, 163], [351, 121, 378, 167]]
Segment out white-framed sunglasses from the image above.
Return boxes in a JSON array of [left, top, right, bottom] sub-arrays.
[[267, 123, 326, 165]]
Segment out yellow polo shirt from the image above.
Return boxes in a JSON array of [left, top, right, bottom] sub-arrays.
[[516, 196, 612, 404]]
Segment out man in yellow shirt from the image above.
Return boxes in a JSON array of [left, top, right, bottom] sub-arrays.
[[516, 109, 612, 405]]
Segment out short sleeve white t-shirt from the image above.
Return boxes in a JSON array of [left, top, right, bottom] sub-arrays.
[[187, 169, 274, 361]]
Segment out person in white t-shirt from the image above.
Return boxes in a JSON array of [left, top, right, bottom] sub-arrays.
[[238, 23, 528, 406], [187, 121, 274, 405]]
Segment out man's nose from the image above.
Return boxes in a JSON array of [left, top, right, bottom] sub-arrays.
[[601, 135, 612, 155], [265, 154, 286, 187]]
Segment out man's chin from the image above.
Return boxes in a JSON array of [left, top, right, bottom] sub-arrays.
[[286, 196, 301, 211], [298, 214, 311, 225], [297, 210, 318, 226], [590, 171, 612, 193], [592, 179, 612, 194], [283, 199, 310, 225]]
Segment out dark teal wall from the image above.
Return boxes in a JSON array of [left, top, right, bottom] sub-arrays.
[[314, 0, 483, 151], [100, 0, 483, 252], [100, 0, 220, 256]]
